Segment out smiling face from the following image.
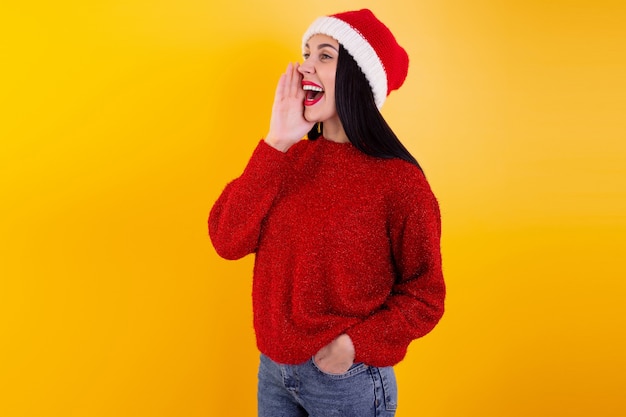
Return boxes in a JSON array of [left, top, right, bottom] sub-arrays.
[[299, 34, 341, 129]]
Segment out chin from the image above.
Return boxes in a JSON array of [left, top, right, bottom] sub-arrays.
[[303, 112, 319, 124]]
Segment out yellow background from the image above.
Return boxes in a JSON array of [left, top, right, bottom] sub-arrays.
[[1, 1, 624, 416]]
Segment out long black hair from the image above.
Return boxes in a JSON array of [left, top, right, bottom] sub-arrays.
[[307, 44, 422, 172]]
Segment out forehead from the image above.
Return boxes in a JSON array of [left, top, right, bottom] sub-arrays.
[[304, 34, 339, 49]]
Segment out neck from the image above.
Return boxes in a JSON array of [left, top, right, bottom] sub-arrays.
[[321, 118, 349, 144]]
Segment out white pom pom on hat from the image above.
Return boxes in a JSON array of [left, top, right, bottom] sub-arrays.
[[302, 8, 409, 109]]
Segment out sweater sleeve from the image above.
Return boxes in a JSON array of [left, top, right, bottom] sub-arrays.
[[346, 169, 446, 367], [209, 140, 290, 260]]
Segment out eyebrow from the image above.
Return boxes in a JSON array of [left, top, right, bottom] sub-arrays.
[[305, 43, 339, 52]]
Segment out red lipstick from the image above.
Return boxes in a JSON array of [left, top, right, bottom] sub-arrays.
[[302, 81, 324, 107]]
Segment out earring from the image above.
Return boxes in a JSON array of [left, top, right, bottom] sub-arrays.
[[317, 122, 322, 134]]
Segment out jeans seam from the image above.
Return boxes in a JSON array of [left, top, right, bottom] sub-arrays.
[[379, 367, 398, 411]]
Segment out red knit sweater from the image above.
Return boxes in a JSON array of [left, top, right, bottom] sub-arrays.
[[209, 138, 445, 367]]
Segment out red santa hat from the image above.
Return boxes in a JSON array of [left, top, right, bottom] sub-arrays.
[[302, 9, 409, 109]]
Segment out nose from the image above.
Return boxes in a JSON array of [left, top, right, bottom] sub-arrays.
[[298, 59, 314, 75]]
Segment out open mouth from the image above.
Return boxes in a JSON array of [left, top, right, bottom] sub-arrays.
[[302, 82, 324, 106]]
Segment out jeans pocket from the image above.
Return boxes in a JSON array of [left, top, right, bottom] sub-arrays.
[[310, 356, 369, 379]]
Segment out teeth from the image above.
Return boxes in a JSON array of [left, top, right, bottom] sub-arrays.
[[303, 85, 324, 92]]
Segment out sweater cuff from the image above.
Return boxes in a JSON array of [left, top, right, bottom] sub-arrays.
[[345, 314, 411, 367]]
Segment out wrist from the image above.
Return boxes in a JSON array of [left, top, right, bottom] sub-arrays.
[[264, 136, 294, 153]]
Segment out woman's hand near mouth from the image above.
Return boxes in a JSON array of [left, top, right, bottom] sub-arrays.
[[265, 62, 315, 152]]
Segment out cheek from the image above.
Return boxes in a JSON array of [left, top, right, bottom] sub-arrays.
[[324, 87, 336, 107], [326, 77, 336, 103]]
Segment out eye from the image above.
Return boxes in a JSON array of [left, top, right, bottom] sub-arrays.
[[320, 53, 332, 61], [302, 52, 310, 59]]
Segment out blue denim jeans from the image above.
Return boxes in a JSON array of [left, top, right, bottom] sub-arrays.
[[258, 353, 397, 417]]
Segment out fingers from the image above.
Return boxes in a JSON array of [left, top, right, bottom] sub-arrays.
[[290, 63, 303, 98], [278, 62, 302, 99], [295, 63, 305, 98], [284, 63, 293, 97], [273, 69, 287, 103]]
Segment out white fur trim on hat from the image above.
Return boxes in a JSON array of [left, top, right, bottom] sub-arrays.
[[302, 16, 388, 109]]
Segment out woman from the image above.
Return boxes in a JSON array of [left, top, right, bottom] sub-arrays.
[[209, 9, 445, 417]]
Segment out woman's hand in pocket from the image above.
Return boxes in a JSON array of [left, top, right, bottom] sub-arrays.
[[314, 334, 355, 374]]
